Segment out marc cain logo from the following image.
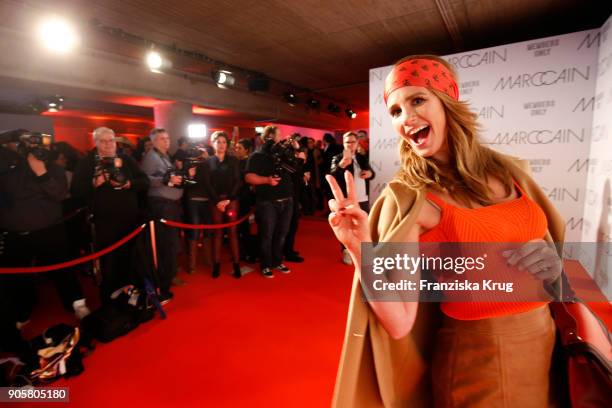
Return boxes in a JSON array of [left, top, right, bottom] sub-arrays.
[[472, 105, 505, 119], [567, 158, 595, 173], [447, 49, 508, 69], [541, 187, 580, 202], [578, 22, 609, 50], [494, 66, 590, 91], [486, 128, 587, 145], [573, 97, 595, 112], [566, 217, 584, 231], [578, 32, 601, 49], [373, 137, 398, 150]]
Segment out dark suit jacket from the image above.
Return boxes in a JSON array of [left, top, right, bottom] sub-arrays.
[[330, 152, 375, 199]]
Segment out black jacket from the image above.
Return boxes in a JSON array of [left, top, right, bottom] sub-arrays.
[[0, 146, 68, 232], [71, 150, 149, 221], [330, 152, 376, 198]]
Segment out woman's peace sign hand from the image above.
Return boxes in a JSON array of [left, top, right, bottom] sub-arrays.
[[326, 171, 371, 258]]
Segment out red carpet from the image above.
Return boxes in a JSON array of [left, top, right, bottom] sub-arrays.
[[12, 218, 612, 407], [17, 218, 354, 407]]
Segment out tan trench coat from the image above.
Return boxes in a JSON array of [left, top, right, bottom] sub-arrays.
[[331, 153, 566, 408]]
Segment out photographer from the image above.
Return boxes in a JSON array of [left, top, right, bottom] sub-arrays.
[[282, 134, 306, 263], [330, 131, 375, 265], [71, 127, 150, 302], [141, 128, 193, 303], [235, 139, 257, 263], [0, 129, 89, 329], [183, 140, 211, 275], [245, 126, 293, 278]]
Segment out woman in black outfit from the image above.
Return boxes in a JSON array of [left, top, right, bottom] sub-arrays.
[[206, 131, 241, 278]]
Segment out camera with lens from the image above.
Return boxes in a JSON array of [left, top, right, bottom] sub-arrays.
[[94, 154, 129, 189], [169, 144, 206, 187], [0, 129, 53, 161], [162, 166, 196, 188], [182, 144, 207, 170], [264, 135, 301, 177]]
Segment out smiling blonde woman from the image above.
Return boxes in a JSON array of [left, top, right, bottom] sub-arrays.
[[326, 55, 566, 407]]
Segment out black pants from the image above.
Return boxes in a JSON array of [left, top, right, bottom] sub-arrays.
[[283, 194, 301, 256], [238, 195, 257, 260], [148, 196, 182, 293], [339, 200, 370, 252], [255, 198, 293, 269], [94, 214, 141, 302], [0, 223, 84, 324]]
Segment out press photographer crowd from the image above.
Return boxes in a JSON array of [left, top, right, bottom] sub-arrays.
[[0, 124, 373, 385]]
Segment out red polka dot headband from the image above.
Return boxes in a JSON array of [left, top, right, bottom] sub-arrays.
[[384, 58, 459, 104]]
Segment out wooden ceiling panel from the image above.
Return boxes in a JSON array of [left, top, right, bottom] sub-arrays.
[[280, 0, 435, 34], [2, 0, 609, 113]]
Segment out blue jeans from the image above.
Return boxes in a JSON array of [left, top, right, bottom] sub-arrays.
[[255, 198, 293, 269]]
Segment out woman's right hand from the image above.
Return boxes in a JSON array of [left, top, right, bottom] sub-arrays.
[[326, 171, 371, 257]]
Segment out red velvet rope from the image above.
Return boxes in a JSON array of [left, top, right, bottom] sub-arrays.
[[0, 207, 256, 274], [160, 208, 255, 230], [0, 224, 146, 274]]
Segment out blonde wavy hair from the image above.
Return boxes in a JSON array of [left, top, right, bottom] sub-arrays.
[[392, 55, 513, 207]]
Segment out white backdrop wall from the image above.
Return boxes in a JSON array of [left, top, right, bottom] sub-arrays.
[[369, 27, 606, 243], [580, 16, 612, 294]]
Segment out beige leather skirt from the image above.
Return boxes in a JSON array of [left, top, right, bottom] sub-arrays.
[[431, 305, 556, 408]]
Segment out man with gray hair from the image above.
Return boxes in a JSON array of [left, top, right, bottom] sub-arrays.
[[141, 128, 193, 303], [72, 127, 149, 302]]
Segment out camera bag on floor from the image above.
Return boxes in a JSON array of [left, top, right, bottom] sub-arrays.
[[81, 285, 154, 343], [29, 324, 84, 382]]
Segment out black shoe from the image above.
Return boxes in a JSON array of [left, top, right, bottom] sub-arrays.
[[159, 291, 174, 306], [262, 267, 274, 279], [212, 263, 220, 279], [232, 262, 241, 279], [274, 264, 291, 274], [284, 253, 304, 263]]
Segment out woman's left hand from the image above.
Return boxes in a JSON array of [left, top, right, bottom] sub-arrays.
[[503, 239, 562, 282]]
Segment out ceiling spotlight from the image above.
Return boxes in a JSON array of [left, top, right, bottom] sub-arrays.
[[327, 102, 340, 114], [38, 16, 79, 54], [345, 108, 357, 119], [283, 91, 298, 107], [306, 98, 320, 109], [146, 50, 172, 73], [46, 96, 64, 112], [213, 70, 236, 88]]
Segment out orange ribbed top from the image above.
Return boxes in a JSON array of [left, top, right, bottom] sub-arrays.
[[419, 180, 549, 320]]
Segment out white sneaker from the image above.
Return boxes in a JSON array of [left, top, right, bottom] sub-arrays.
[[342, 249, 353, 265], [73, 299, 91, 319]]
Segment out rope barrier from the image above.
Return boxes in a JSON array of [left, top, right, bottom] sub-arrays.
[[0, 207, 256, 274], [160, 208, 255, 230], [0, 224, 146, 274]]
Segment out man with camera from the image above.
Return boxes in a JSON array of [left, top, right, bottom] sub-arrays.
[[71, 127, 150, 303], [0, 129, 89, 330], [330, 131, 375, 265], [245, 126, 293, 278], [141, 128, 194, 302]]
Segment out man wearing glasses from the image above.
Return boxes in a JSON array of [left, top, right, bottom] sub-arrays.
[[72, 127, 150, 302], [330, 131, 375, 265]]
